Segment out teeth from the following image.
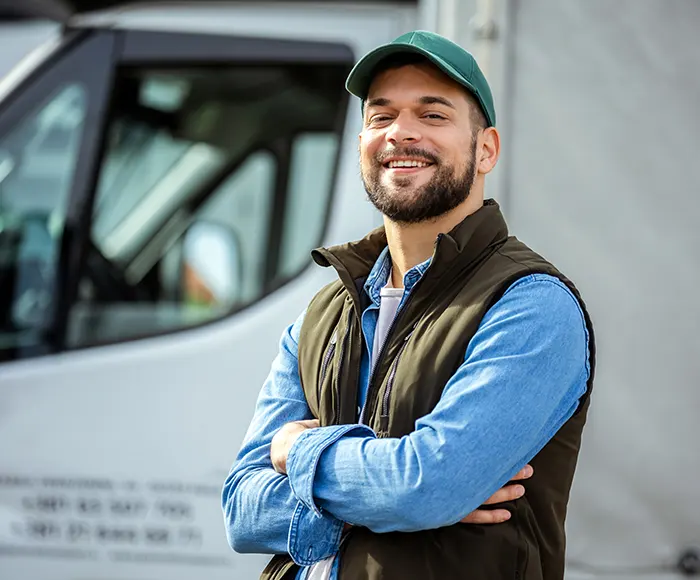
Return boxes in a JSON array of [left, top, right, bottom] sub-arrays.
[[388, 160, 430, 168]]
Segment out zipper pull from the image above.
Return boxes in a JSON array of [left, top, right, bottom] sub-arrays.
[[403, 323, 417, 342], [379, 414, 389, 432]]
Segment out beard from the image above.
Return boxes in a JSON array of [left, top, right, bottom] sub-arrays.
[[362, 135, 478, 224]]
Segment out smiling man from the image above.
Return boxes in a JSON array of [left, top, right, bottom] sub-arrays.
[[223, 31, 595, 580]]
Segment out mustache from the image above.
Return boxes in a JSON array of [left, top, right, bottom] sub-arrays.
[[374, 147, 439, 165]]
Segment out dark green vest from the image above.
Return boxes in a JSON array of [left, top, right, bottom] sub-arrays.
[[263, 200, 596, 580]]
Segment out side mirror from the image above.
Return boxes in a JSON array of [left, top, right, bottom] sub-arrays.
[[180, 220, 242, 309]]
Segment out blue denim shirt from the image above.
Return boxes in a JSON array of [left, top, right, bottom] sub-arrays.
[[222, 248, 590, 579]]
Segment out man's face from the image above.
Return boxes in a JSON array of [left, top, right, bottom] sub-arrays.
[[359, 62, 478, 224]]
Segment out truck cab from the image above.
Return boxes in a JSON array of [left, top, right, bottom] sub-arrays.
[[0, 2, 414, 578]]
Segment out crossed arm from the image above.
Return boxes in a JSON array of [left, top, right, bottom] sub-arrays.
[[221, 312, 528, 557], [223, 275, 589, 555]]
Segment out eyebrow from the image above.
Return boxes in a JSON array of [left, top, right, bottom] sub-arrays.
[[419, 96, 456, 110], [365, 95, 457, 110], [366, 97, 392, 108]]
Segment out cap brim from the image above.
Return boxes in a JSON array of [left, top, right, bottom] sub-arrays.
[[345, 42, 492, 126]]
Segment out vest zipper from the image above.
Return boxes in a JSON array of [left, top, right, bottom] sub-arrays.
[[319, 329, 338, 387], [378, 329, 414, 434], [359, 234, 443, 427]]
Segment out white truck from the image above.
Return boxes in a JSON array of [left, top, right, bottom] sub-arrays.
[[0, 2, 698, 580]]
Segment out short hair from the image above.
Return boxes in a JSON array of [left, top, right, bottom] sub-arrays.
[[367, 53, 488, 133]]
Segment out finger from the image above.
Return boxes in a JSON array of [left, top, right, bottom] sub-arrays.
[[482, 484, 525, 505], [461, 509, 511, 525], [510, 464, 534, 481], [297, 419, 320, 428]]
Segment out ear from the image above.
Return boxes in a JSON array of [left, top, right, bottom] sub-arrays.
[[477, 127, 500, 174]]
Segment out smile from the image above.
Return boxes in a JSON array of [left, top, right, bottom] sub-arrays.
[[383, 159, 434, 169]]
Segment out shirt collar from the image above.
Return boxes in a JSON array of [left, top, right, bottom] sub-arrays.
[[363, 246, 432, 307]]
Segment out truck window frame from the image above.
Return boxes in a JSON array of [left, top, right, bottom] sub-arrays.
[[0, 26, 353, 361]]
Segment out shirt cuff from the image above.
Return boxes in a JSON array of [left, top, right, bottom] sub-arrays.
[[287, 500, 344, 566], [287, 424, 375, 516]]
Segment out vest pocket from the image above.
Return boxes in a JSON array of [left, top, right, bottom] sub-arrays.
[[319, 329, 338, 387], [378, 330, 414, 434], [316, 329, 338, 423], [318, 312, 353, 425]]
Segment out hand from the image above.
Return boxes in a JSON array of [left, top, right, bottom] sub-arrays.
[[460, 464, 534, 524], [270, 419, 320, 475]]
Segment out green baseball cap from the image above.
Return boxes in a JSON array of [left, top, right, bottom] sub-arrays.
[[346, 30, 496, 127]]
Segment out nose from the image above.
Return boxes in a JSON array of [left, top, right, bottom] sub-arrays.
[[385, 111, 422, 145]]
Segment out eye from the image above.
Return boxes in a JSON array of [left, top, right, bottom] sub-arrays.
[[424, 113, 447, 120], [370, 115, 393, 123]]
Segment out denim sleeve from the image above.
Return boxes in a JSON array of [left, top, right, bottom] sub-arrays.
[[286, 274, 590, 533], [221, 309, 344, 563]]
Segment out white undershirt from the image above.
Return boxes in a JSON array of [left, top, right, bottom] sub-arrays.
[[371, 283, 404, 371]]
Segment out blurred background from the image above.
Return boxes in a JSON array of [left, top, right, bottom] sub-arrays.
[[0, 1, 698, 579]]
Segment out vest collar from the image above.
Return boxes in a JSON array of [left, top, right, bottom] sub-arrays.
[[311, 199, 509, 304]]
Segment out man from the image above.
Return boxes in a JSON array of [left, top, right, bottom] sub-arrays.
[[223, 31, 594, 580]]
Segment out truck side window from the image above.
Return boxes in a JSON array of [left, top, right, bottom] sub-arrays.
[[67, 63, 346, 347], [0, 83, 87, 357], [277, 133, 339, 282]]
